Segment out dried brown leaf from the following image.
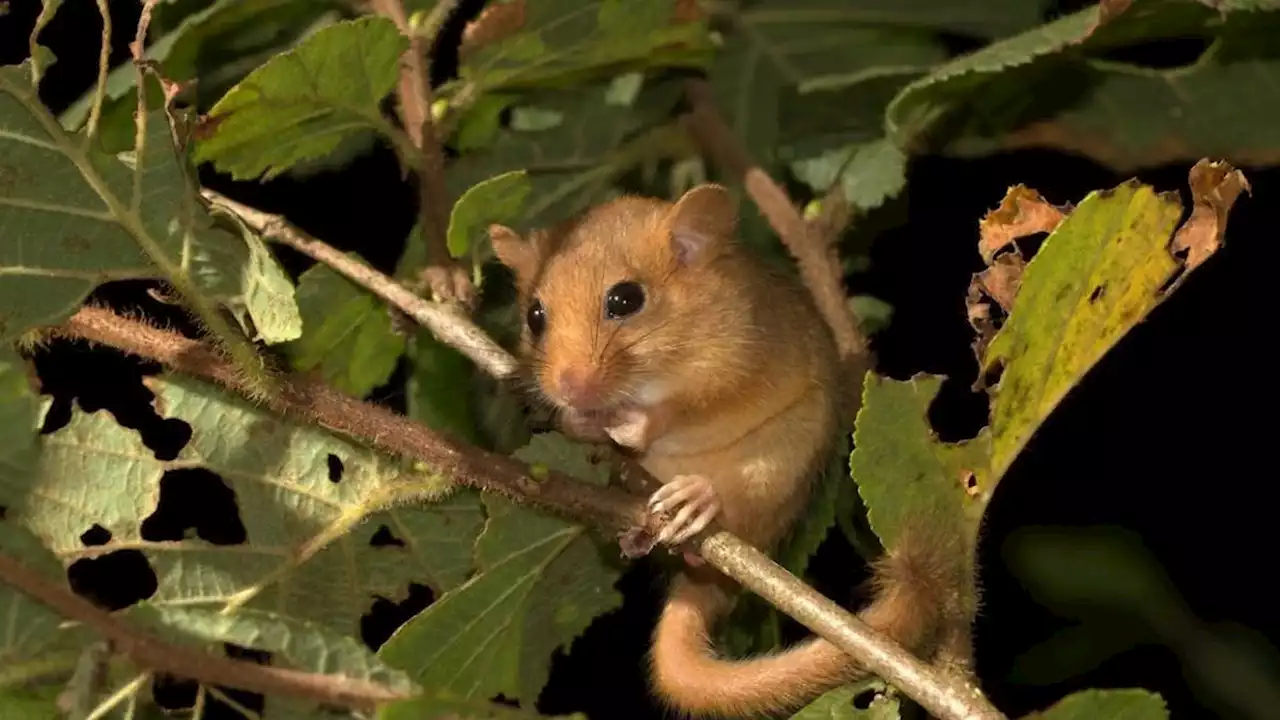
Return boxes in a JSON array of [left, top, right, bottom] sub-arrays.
[[966, 254, 1028, 365], [977, 185, 1066, 263], [1170, 158, 1251, 276]]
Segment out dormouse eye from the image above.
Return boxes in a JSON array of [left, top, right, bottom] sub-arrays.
[[526, 298, 546, 339], [604, 281, 645, 320]]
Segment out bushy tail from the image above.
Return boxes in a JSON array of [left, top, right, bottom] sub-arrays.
[[649, 529, 962, 717]]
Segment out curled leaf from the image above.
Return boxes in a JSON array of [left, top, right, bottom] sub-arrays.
[[1169, 158, 1251, 279], [977, 184, 1065, 264]]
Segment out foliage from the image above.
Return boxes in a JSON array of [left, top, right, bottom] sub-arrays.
[[0, 0, 1271, 719]]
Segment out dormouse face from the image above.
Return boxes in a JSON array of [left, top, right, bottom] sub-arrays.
[[490, 185, 748, 416]]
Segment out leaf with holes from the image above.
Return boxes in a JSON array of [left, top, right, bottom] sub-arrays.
[[0, 62, 300, 348], [457, 0, 709, 94], [790, 679, 901, 719], [192, 16, 407, 180], [0, 374, 484, 640], [847, 164, 1245, 654], [446, 78, 683, 230], [852, 163, 1246, 534], [1028, 688, 1168, 720], [132, 605, 417, 693], [0, 521, 96, 679], [850, 373, 989, 551], [943, 8, 1280, 171], [378, 434, 621, 705], [281, 259, 406, 398], [977, 163, 1247, 481]]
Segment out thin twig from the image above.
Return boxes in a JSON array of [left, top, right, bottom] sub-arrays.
[[86, 0, 113, 142], [47, 306, 1004, 720], [0, 552, 410, 713], [201, 189, 517, 379], [678, 79, 869, 377], [700, 535, 1003, 720], [369, 0, 472, 306]]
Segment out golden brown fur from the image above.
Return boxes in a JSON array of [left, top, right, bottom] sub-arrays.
[[490, 185, 955, 718]]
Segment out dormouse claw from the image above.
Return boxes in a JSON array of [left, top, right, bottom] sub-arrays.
[[649, 474, 721, 548]]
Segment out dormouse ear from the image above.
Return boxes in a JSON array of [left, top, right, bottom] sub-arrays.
[[666, 183, 736, 267], [488, 224, 540, 281]]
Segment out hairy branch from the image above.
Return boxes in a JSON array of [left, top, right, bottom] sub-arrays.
[[0, 552, 408, 712], [679, 80, 870, 395], [368, 0, 472, 306], [57, 306, 649, 538]]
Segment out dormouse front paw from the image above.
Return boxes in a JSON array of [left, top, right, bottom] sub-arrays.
[[605, 408, 651, 450], [648, 474, 721, 550]]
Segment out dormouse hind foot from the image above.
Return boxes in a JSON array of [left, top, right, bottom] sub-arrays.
[[649, 475, 721, 560]]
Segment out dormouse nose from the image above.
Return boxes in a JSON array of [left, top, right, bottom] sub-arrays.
[[555, 365, 603, 407]]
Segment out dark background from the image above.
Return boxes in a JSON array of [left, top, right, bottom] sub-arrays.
[[3, 1, 1276, 718]]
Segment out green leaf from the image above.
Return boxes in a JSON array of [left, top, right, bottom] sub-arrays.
[[1028, 689, 1168, 720], [0, 374, 484, 637], [711, 6, 946, 166], [719, 0, 1053, 40], [135, 605, 417, 693], [0, 347, 46, 471], [192, 16, 408, 180], [405, 331, 480, 444], [945, 10, 1280, 171], [453, 94, 514, 152], [447, 78, 682, 230], [0, 688, 63, 720], [458, 0, 710, 94], [789, 137, 907, 212], [790, 679, 900, 719], [378, 434, 621, 705], [448, 170, 533, 258], [380, 695, 587, 720], [59, 0, 345, 154], [0, 63, 299, 356], [281, 260, 406, 398], [210, 208, 305, 345], [849, 295, 894, 336], [511, 432, 610, 487], [884, 5, 1107, 145]]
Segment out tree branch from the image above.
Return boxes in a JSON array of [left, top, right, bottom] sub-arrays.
[[48, 304, 1003, 720], [679, 79, 871, 395], [0, 551, 408, 713], [368, 0, 472, 306]]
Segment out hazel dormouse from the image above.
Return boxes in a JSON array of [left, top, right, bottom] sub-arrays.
[[489, 185, 956, 718]]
